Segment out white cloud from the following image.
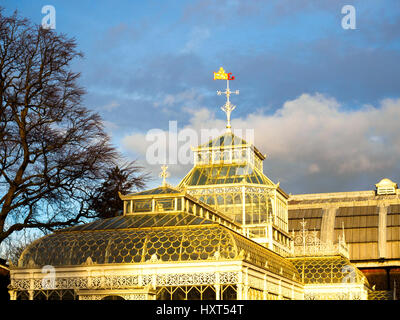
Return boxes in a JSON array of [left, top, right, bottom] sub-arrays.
[[251, 94, 400, 173], [308, 163, 320, 174], [102, 120, 119, 131], [154, 89, 202, 109], [120, 93, 400, 192], [102, 101, 120, 111], [181, 27, 210, 54]]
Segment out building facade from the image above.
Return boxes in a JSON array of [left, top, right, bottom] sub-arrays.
[[6, 70, 397, 300], [288, 178, 400, 300], [8, 128, 377, 300]]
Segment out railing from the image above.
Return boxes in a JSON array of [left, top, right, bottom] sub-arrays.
[[292, 239, 349, 258]]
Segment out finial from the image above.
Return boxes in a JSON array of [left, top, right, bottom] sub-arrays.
[[214, 67, 239, 132], [159, 165, 170, 187], [300, 218, 307, 232]]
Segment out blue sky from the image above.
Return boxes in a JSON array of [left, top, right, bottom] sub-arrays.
[[3, 0, 400, 194]]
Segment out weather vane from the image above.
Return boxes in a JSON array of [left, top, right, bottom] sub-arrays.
[[159, 165, 170, 187], [214, 67, 239, 132]]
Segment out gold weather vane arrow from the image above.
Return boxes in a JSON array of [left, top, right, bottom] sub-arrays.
[[214, 67, 239, 132]]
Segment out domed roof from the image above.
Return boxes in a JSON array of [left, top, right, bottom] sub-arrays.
[[198, 132, 248, 149], [18, 212, 300, 281], [195, 132, 265, 160], [180, 164, 275, 186]]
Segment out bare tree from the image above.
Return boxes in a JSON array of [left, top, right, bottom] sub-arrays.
[[0, 9, 147, 246], [89, 161, 150, 219], [1, 229, 37, 265]]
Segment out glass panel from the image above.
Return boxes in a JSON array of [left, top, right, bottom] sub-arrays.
[[196, 217, 213, 225], [102, 216, 128, 229], [61, 290, 75, 300], [219, 166, 229, 177], [124, 215, 153, 228], [155, 199, 174, 211], [77, 219, 104, 231], [222, 285, 237, 300], [83, 219, 114, 231], [187, 287, 201, 300], [197, 168, 207, 185], [125, 201, 131, 213], [133, 200, 152, 212], [137, 214, 158, 227], [183, 163, 273, 186], [176, 214, 197, 226], [157, 287, 172, 300], [234, 194, 242, 204], [206, 196, 215, 205], [17, 291, 30, 300], [135, 186, 180, 195], [172, 287, 186, 300], [163, 214, 186, 226], [225, 177, 234, 184], [33, 291, 47, 300], [48, 290, 61, 300], [190, 169, 201, 185], [188, 202, 195, 213], [145, 213, 170, 226], [202, 286, 216, 300]]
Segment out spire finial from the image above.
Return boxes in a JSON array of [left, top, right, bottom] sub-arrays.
[[159, 165, 170, 187], [214, 67, 239, 132]]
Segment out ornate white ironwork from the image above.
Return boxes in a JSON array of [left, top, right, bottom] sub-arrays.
[[79, 295, 103, 300], [304, 291, 362, 300], [156, 273, 217, 286], [291, 219, 349, 258], [219, 272, 239, 284], [217, 79, 239, 132], [78, 293, 148, 300], [12, 271, 240, 292], [104, 275, 139, 289], [187, 186, 275, 196]]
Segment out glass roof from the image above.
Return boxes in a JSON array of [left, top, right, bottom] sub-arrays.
[[19, 225, 236, 266], [129, 186, 181, 196], [288, 256, 368, 285], [182, 164, 273, 186], [66, 213, 213, 232], [18, 212, 300, 281], [198, 132, 248, 149]]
